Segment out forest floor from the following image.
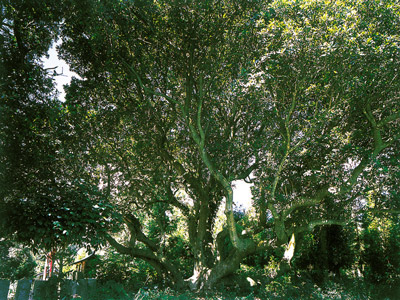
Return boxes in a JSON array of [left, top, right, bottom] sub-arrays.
[[98, 277, 398, 300]]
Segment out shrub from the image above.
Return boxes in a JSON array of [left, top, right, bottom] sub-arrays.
[[0, 240, 37, 281]]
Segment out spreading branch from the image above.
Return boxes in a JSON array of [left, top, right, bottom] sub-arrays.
[[283, 188, 329, 218], [105, 233, 184, 287]]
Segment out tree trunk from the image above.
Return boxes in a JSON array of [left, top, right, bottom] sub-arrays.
[[187, 245, 258, 290], [186, 225, 258, 290], [204, 250, 245, 289], [277, 233, 295, 277], [319, 226, 329, 282]]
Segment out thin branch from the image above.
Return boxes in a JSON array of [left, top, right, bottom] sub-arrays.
[[107, 141, 134, 179], [339, 104, 393, 195], [166, 185, 190, 215], [367, 208, 400, 215], [384, 132, 400, 148], [230, 162, 258, 182], [285, 82, 297, 124], [294, 219, 349, 234], [196, 77, 205, 148], [378, 111, 400, 127], [363, 102, 377, 128], [159, 146, 204, 201], [267, 87, 298, 218], [44, 66, 59, 71], [339, 156, 369, 195]]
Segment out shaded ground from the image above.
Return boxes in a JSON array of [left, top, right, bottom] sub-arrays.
[[95, 277, 398, 300]]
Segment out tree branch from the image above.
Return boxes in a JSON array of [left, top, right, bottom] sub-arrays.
[[105, 234, 132, 255], [378, 111, 400, 127], [288, 184, 330, 215], [123, 214, 158, 252], [339, 104, 393, 195], [106, 233, 160, 266], [182, 78, 254, 252], [384, 132, 400, 148], [294, 219, 349, 234], [105, 233, 184, 287], [266, 89, 299, 218], [119, 55, 183, 110], [166, 185, 190, 215], [229, 162, 258, 182], [339, 156, 369, 195], [367, 208, 400, 215]]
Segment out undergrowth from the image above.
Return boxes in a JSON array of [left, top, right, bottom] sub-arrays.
[[86, 276, 398, 300]]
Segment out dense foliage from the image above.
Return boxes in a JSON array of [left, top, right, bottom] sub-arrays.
[[1, 0, 399, 297], [0, 0, 113, 250], [0, 240, 37, 281]]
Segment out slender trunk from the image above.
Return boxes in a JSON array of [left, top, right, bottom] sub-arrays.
[[319, 227, 329, 282], [58, 251, 64, 280], [259, 190, 267, 226]]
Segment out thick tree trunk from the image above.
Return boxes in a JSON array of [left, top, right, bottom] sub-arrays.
[[187, 246, 257, 290], [205, 248, 251, 289], [186, 192, 217, 289], [186, 226, 258, 290]]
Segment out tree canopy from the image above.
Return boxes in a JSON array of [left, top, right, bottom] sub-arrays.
[[1, 0, 399, 291]]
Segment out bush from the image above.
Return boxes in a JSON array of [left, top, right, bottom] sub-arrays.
[[294, 225, 357, 284], [361, 215, 400, 290], [95, 247, 157, 291], [94, 280, 130, 300]]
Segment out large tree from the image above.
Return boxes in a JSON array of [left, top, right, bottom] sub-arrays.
[[58, 0, 269, 288], [57, 0, 400, 288], [2, 0, 399, 290]]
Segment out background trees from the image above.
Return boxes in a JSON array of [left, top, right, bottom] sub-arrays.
[[1, 0, 64, 248], [0, 0, 111, 252]]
